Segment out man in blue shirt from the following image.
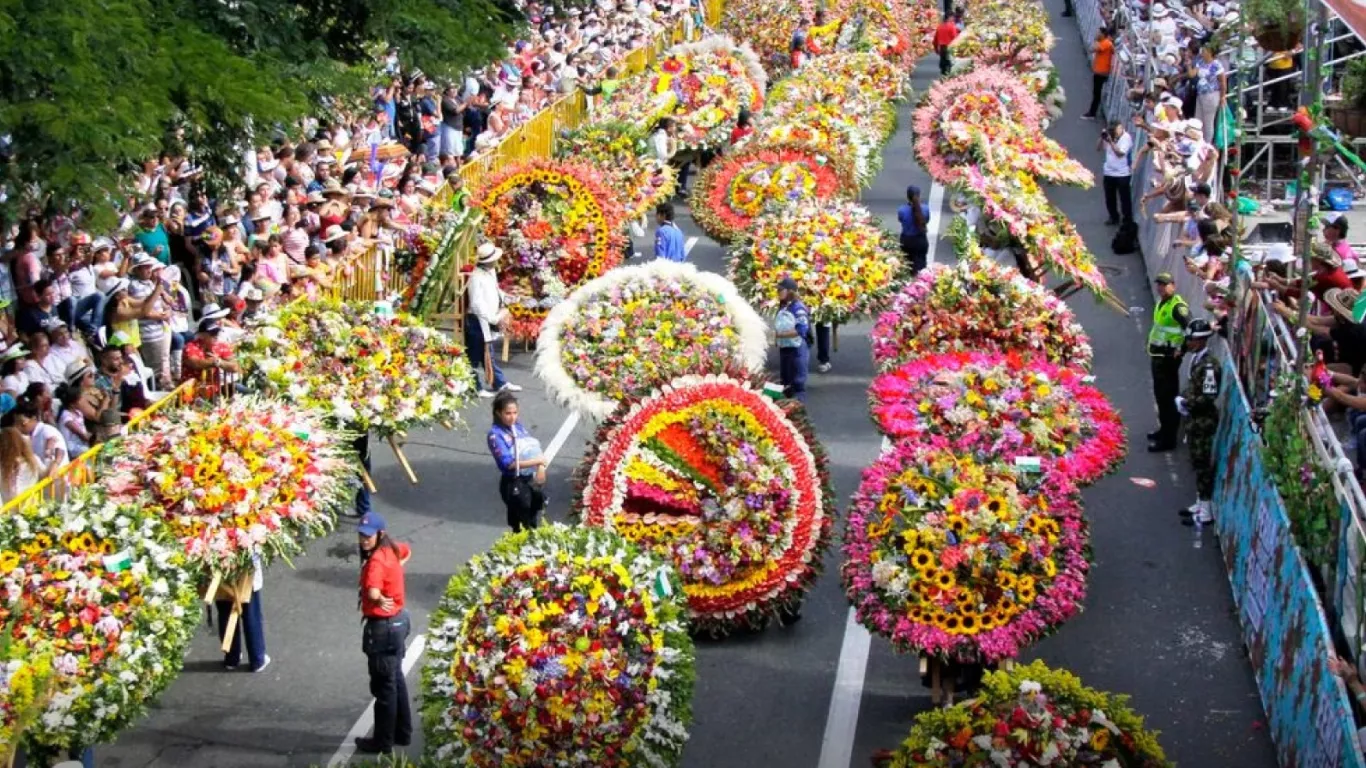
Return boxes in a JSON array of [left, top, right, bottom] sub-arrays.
[[897, 185, 931, 274], [654, 202, 686, 262], [775, 276, 811, 402]]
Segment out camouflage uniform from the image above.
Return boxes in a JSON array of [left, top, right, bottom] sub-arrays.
[[1183, 349, 1222, 499]]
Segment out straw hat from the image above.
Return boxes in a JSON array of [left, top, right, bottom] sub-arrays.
[[322, 225, 348, 244], [1326, 288, 1360, 321], [1312, 240, 1343, 268], [476, 242, 504, 265], [322, 179, 351, 198]]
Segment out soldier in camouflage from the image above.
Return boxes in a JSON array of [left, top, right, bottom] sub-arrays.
[[1177, 319, 1219, 526]]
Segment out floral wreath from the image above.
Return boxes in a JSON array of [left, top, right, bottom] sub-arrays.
[[473, 158, 629, 340], [573, 375, 835, 635], [719, 0, 829, 76], [0, 488, 200, 757], [557, 121, 678, 221], [535, 261, 770, 420], [690, 142, 858, 243], [730, 199, 904, 323], [770, 51, 909, 103], [868, 351, 1126, 486], [421, 524, 695, 768], [949, 0, 1056, 66], [103, 397, 354, 578], [852, 0, 937, 65], [751, 114, 881, 187], [869, 225, 1092, 371], [841, 442, 1090, 663], [882, 661, 1172, 767]]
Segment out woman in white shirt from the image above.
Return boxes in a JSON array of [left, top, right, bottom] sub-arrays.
[[24, 333, 60, 389], [0, 342, 33, 395], [0, 426, 49, 503], [651, 117, 676, 163], [11, 396, 66, 470]]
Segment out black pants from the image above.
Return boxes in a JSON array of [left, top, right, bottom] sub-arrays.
[[363, 613, 412, 749], [1086, 73, 1108, 117], [1151, 355, 1182, 444], [499, 474, 544, 532], [1062, 0, 1073, 13], [938, 48, 952, 76], [815, 323, 833, 365], [1103, 175, 1133, 223], [901, 232, 929, 275]]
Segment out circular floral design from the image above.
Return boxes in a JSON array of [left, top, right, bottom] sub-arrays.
[[240, 299, 477, 435], [557, 121, 677, 221], [421, 524, 694, 768], [103, 397, 353, 577], [0, 488, 199, 756], [730, 199, 903, 323], [536, 261, 769, 419], [473, 158, 629, 340], [886, 661, 1171, 767], [771, 51, 908, 103], [690, 143, 857, 243], [869, 351, 1126, 486], [949, 1, 1055, 67], [841, 443, 1089, 662], [574, 375, 835, 634]]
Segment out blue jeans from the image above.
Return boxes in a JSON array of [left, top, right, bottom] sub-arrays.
[[61, 293, 106, 338], [463, 314, 506, 391], [1348, 408, 1366, 472], [13, 747, 94, 767], [354, 432, 372, 517], [168, 330, 195, 352], [779, 347, 808, 402], [216, 590, 267, 670], [422, 135, 440, 160]]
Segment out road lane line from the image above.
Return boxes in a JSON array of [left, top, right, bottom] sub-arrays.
[[817, 609, 874, 768], [685, 235, 699, 255], [543, 410, 580, 466], [926, 182, 946, 266], [327, 633, 428, 767]]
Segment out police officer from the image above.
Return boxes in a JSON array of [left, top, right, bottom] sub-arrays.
[[1147, 272, 1190, 452], [1177, 319, 1220, 526]]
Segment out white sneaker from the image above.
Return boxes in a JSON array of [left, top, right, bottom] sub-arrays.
[[500, 382, 524, 392], [478, 389, 498, 398], [816, 362, 832, 373], [252, 655, 272, 673]]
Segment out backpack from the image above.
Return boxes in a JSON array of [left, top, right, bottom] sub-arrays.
[[1111, 221, 1139, 255]]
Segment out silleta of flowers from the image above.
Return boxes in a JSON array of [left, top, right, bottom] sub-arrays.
[[557, 121, 677, 221], [841, 442, 1090, 662], [870, 232, 1092, 371], [720, 0, 825, 76], [730, 199, 903, 323], [948, 0, 1054, 67], [421, 524, 695, 768], [690, 142, 857, 244], [0, 488, 200, 757], [884, 661, 1171, 767], [769, 50, 908, 104], [102, 397, 353, 578], [868, 351, 1126, 486], [751, 113, 881, 187], [473, 158, 629, 340], [240, 299, 477, 436], [574, 375, 835, 634], [536, 261, 769, 420]]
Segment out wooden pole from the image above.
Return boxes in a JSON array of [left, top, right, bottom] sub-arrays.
[[202, 572, 221, 605], [389, 435, 419, 484], [360, 465, 378, 494]]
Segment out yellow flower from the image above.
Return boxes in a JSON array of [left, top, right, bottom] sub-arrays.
[[1090, 729, 1111, 751]]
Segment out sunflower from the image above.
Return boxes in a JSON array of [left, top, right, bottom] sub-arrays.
[[946, 515, 968, 538], [1042, 559, 1057, 578], [1018, 586, 1037, 605], [1024, 516, 1043, 534], [1090, 728, 1111, 751], [19, 541, 42, 557], [0, 551, 18, 572], [1017, 575, 1036, 593], [935, 571, 956, 591], [77, 532, 96, 552], [997, 571, 1018, 590], [908, 606, 926, 623], [985, 495, 1008, 515], [978, 612, 997, 630], [959, 614, 979, 634], [911, 548, 936, 572], [942, 614, 961, 633], [954, 590, 974, 607]]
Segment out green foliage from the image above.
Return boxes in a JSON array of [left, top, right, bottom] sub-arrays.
[[1344, 58, 1366, 110], [1243, 0, 1304, 40], [1263, 376, 1339, 569]]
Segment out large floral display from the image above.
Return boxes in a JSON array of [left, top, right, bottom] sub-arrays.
[[868, 352, 1125, 486], [574, 375, 835, 634], [769, 50, 908, 104], [751, 112, 882, 187], [473, 158, 628, 340], [883, 661, 1171, 767], [240, 299, 477, 435], [0, 488, 199, 757], [690, 142, 857, 243], [536, 261, 769, 419], [949, 0, 1054, 68], [842, 443, 1090, 662], [102, 398, 353, 577], [730, 199, 903, 323], [557, 121, 677, 221], [421, 524, 694, 768]]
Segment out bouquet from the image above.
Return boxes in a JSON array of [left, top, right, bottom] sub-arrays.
[[690, 142, 858, 243], [766, 89, 898, 147], [869, 351, 1126, 486], [573, 375, 835, 634], [769, 51, 909, 103], [719, 0, 827, 77], [851, 0, 937, 66], [401, 208, 480, 318], [240, 299, 477, 436], [730, 199, 904, 323], [421, 524, 695, 768], [536, 261, 769, 419], [870, 224, 1092, 371], [883, 661, 1171, 767], [841, 442, 1090, 662], [103, 397, 354, 578], [0, 487, 199, 757], [949, 0, 1055, 66], [557, 121, 677, 221], [750, 114, 881, 187], [473, 158, 629, 340]]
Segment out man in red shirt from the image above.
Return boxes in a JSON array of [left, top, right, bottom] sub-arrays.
[[934, 12, 959, 76], [180, 314, 241, 397], [356, 512, 412, 755]]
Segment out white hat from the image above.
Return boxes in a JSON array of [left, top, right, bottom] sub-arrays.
[[476, 242, 504, 264], [0, 344, 29, 363], [104, 277, 131, 296], [131, 252, 160, 269], [200, 302, 231, 321], [64, 360, 93, 385], [91, 236, 116, 252], [322, 225, 348, 243], [1151, 3, 1170, 17], [1347, 266, 1366, 281], [243, 286, 266, 302], [1267, 242, 1295, 263]]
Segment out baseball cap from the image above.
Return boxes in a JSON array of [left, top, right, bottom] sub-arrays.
[[1154, 272, 1175, 285], [777, 276, 799, 291], [357, 512, 387, 537]]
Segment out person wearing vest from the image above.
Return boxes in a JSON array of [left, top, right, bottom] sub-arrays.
[[1176, 319, 1220, 526], [1148, 272, 1190, 452]]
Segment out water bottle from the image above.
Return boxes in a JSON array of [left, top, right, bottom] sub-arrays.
[[1192, 516, 1203, 549]]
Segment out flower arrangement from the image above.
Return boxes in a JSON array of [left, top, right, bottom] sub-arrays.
[[102, 397, 353, 578], [751, 114, 881, 186], [573, 375, 835, 634], [767, 87, 899, 147], [868, 351, 1126, 486], [869, 226, 1092, 371], [949, 0, 1055, 66], [719, 0, 826, 76], [770, 51, 909, 103], [0, 487, 200, 757], [240, 299, 477, 436], [841, 442, 1090, 662], [557, 121, 677, 221], [472, 158, 629, 340], [0, 643, 55, 765], [403, 208, 480, 318], [690, 142, 858, 243], [883, 661, 1171, 767], [853, 0, 937, 66], [730, 199, 904, 323], [536, 261, 770, 420], [420, 524, 695, 768]]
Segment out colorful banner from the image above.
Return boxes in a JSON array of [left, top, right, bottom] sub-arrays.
[[1213, 364, 1366, 768]]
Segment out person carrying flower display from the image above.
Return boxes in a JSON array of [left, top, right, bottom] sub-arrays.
[[1177, 319, 1220, 526], [898, 185, 931, 275], [487, 391, 547, 532], [464, 242, 519, 397], [213, 556, 270, 673], [775, 276, 812, 402], [355, 511, 413, 756]]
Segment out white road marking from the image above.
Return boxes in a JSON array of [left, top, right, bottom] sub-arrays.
[[685, 235, 699, 255], [925, 182, 946, 266], [326, 632, 428, 767], [817, 609, 874, 768], [544, 410, 581, 466]]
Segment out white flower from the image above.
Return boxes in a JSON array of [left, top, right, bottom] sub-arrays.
[[1018, 679, 1042, 694]]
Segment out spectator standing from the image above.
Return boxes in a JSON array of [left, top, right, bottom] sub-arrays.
[[1099, 120, 1134, 225], [1083, 28, 1114, 120], [1326, 215, 1360, 272], [0, 426, 51, 503], [439, 86, 465, 158], [132, 206, 172, 266], [1192, 44, 1227, 145]]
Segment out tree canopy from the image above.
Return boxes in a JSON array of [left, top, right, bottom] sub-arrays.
[[0, 0, 527, 227]]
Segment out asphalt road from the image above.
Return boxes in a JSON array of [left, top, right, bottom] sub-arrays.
[[99, 8, 1278, 768]]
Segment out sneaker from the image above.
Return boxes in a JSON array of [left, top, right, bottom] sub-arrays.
[[632, 251, 642, 259], [816, 362, 832, 373], [354, 737, 392, 756], [1103, 218, 1119, 226], [223, 661, 240, 671], [1181, 511, 1213, 526], [477, 389, 498, 398], [252, 655, 271, 673], [1346, 435, 1358, 453], [1081, 114, 1096, 121], [500, 382, 524, 392]]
